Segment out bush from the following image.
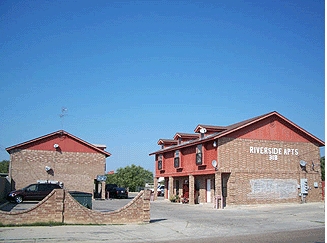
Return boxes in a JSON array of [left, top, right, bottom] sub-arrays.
[[169, 195, 180, 203]]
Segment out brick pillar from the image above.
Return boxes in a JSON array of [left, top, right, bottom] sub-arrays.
[[142, 190, 151, 223], [164, 177, 168, 199], [101, 181, 106, 200], [189, 174, 195, 205], [55, 189, 65, 223], [215, 171, 222, 208], [154, 177, 158, 201], [169, 176, 174, 199]]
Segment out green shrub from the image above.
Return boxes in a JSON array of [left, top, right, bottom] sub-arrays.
[[169, 195, 180, 203]]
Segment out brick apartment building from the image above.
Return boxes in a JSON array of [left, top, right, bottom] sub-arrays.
[[149, 111, 324, 207], [6, 130, 111, 197]]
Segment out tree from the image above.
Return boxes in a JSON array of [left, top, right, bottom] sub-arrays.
[[0, 160, 9, 173], [106, 164, 153, 192], [320, 156, 325, 181], [106, 173, 117, 184]]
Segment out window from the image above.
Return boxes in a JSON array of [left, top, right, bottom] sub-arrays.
[[158, 154, 163, 170], [26, 184, 37, 192], [174, 150, 180, 168], [38, 184, 49, 191], [196, 144, 202, 165]]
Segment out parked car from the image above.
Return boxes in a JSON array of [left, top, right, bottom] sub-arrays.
[[105, 183, 118, 198], [105, 184, 128, 199], [7, 183, 62, 204], [157, 185, 165, 196], [114, 187, 128, 199], [145, 183, 155, 193]]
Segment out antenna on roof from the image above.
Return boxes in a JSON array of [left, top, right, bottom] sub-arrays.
[[59, 107, 68, 129]]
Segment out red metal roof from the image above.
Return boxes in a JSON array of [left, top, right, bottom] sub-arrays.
[[6, 130, 111, 157]]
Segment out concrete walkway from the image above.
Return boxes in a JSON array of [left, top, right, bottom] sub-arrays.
[[0, 199, 325, 243]]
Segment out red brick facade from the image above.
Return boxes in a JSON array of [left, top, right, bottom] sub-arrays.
[[150, 112, 324, 206]]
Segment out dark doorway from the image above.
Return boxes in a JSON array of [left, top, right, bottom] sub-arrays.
[[221, 173, 230, 207], [94, 179, 101, 199], [182, 180, 189, 202], [176, 180, 180, 196], [194, 178, 200, 204]]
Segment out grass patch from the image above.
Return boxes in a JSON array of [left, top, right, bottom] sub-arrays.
[[0, 221, 65, 227], [0, 221, 113, 227]]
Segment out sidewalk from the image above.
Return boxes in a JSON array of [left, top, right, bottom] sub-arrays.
[[0, 200, 325, 243]]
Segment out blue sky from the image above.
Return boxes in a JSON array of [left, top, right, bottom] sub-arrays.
[[0, 0, 324, 173]]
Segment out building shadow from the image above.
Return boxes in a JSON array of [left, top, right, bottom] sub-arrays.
[[150, 218, 167, 223]]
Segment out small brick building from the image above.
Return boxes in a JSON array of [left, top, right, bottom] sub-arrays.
[[6, 130, 111, 197], [150, 111, 324, 206]]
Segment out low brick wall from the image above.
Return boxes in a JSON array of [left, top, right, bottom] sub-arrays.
[[0, 189, 151, 225], [64, 190, 151, 224]]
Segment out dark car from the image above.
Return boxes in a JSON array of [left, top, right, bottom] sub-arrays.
[[105, 184, 128, 199], [105, 184, 118, 198], [7, 183, 62, 204]]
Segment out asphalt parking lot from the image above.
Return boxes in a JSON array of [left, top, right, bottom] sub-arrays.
[[0, 194, 325, 243], [0, 192, 141, 213]]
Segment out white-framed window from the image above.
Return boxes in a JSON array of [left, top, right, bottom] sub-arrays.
[[158, 154, 163, 170], [174, 150, 180, 168], [196, 144, 202, 165]]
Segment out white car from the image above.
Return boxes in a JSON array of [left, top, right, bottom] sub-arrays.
[[157, 185, 165, 196]]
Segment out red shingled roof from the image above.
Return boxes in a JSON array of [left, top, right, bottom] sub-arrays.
[[194, 125, 227, 133], [157, 139, 178, 145], [173, 133, 199, 140]]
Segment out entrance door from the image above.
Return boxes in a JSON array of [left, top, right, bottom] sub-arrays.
[[206, 179, 211, 203], [183, 183, 189, 198]]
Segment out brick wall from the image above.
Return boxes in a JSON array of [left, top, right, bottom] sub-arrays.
[[0, 189, 151, 225], [218, 137, 322, 205], [0, 189, 64, 225], [9, 149, 106, 195], [196, 174, 215, 204]]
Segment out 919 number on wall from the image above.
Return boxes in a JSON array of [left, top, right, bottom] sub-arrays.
[[269, 155, 278, 160]]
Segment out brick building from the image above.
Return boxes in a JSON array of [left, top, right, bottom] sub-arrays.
[[149, 111, 324, 206], [6, 130, 111, 197]]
